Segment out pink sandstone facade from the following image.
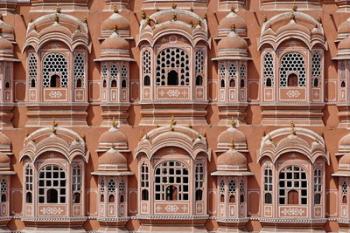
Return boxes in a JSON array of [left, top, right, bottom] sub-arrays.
[[2, 0, 350, 232]]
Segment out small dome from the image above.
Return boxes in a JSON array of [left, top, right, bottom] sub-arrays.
[[218, 126, 247, 145], [340, 133, 350, 148], [101, 32, 129, 50], [218, 31, 247, 50], [0, 37, 12, 50], [339, 20, 350, 34], [339, 37, 350, 50], [340, 153, 350, 166], [99, 125, 128, 145], [218, 11, 247, 30], [276, 19, 310, 35], [0, 153, 9, 164], [217, 149, 247, 171], [101, 12, 130, 31], [99, 148, 127, 166]]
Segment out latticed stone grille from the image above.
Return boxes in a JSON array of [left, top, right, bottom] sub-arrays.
[[143, 50, 151, 75], [74, 53, 85, 87], [38, 165, 66, 204], [108, 179, 116, 192], [195, 50, 204, 75], [72, 165, 81, 192], [28, 53, 37, 86], [42, 53, 68, 88], [279, 165, 307, 205], [263, 53, 274, 86], [195, 163, 204, 200], [156, 48, 190, 86], [154, 161, 189, 201], [312, 52, 321, 87], [279, 52, 306, 87]]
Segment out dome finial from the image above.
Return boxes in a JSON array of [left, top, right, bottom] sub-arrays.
[[230, 118, 237, 128], [52, 120, 58, 134], [290, 121, 296, 135], [172, 3, 177, 9], [113, 5, 119, 13], [231, 24, 236, 32], [56, 7, 61, 14], [172, 13, 177, 21], [170, 115, 176, 130], [112, 118, 119, 128], [141, 11, 146, 20], [55, 14, 59, 23]]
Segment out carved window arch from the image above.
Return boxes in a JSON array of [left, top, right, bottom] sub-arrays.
[[220, 63, 226, 88], [154, 161, 189, 201], [110, 64, 118, 87], [279, 52, 306, 87], [121, 64, 128, 89], [240, 64, 246, 88], [28, 53, 37, 88], [73, 53, 85, 88], [99, 177, 105, 202], [156, 48, 190, 86], [102, 64, 108, 88], [239, 179, 245, 203], [228, 64, 237, 88], [278, 165, 307, 205], [107, 178, 116, 203], [264, 165, 273, 204], [42, 53, 68, 88], [263, 52, 274, 87], [25, 165, 33, 203], [38, 165, 66, 204]]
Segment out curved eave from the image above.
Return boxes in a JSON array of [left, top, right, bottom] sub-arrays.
[[332, 171, 350, 177], [211, 170, 253, 176], [94, 57, 135, 62], [212, 56, 251, 61], [0, 171, 15, 175], [91, 170, 133, 176], [0, 57, 20, 62]]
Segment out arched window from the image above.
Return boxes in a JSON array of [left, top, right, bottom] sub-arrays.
[[121, 65, 128, 89], [38, 165, 66, 204], [50, 74, 61, 88], [156, 48, 190, 86], [287, 73, 298, 87], [141, 162, 149, 201], [73, 53, 85, 88], [144, 75, 150, 86], [143, 50, 151, 86], [279, 53, 306, 87], [102, 64, 108, 88], [220, 63, 226, 88], [239, 179, 245, 203], [110, 64, 118, 87], [155, 161, 189, 201], [108, 178, 116, 203], [196, 76, 203, 86], [264, 166, 272, 204], [167, 70, 179, 85], [341, 80, 346, 88], [72, 165, 81, 204], [229, 79, 235, 87], [99, 178, 105, 202], [0, 179, 7, 203], [195, 163, 204, 201], [28, 53, 37, 88], [342, 181, 348, 204], [314, 168, 322, 205], [263, 53, 274, 87], [119, 181, 125, 203], [25, 165, 33, 203], [43, 53, 68, 88], [228, 179, 236, 203], [312, 52, 321, 88], [219, 179, 225, 203], [279, 165, 307, 205]]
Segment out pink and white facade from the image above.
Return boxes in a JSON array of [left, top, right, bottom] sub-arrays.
[[0, 0, 350, 232]]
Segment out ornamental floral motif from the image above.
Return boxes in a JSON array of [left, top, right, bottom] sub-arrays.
[[39, 207, 64, 215], [281, 207, 305, 216], [167, 90, 180, 97], [286, 90, 301, 98], [165, 204, 179, 212], [48, 91, 63, 98]]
